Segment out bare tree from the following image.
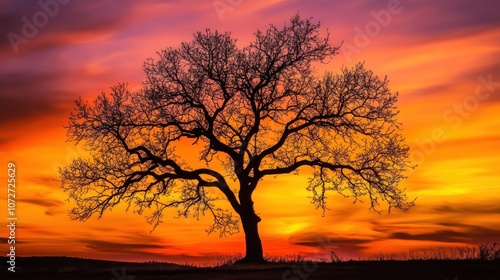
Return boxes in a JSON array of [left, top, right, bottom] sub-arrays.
[[60, 14, 414, 263]]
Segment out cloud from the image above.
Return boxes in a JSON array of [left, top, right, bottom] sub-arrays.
[[454, 60, 500, 104], [374, 0, 500, 45], [0, 0, 136, 54], [81, 239, 165, 253], [432, 136, 500, 161], [18, 225, 65, 237], [18, 196, 66, 216], [20, 198, 64, 208], [288, 232, 372, 256], [421, 0, 500, 33], [27, 175, 61, 189], [389, 223, 500, 244], [0, 69, 75, 140], [0, 0, 206, 56], [0, 237, 25, 244], [389, 230, 468, 243], [0, 238, 11, 244], [439, 223, 500, 243], [0, 96, 70, 128], [434, 204, 500, 214], [0, 70, 76, 149], [78, 232, 173, 257]]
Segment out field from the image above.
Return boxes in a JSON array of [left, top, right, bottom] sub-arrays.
[[0, 257, 498, 280]]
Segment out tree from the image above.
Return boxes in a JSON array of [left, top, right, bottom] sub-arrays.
[[60, 14, 414, 263]]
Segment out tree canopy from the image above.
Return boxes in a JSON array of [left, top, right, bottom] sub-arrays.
[[60, 14, 414, 263]]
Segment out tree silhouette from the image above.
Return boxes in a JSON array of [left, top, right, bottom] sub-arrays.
[[60, 14, 414, 263]]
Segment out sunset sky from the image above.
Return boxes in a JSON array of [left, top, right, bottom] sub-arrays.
[[1, 0, 499, 264]]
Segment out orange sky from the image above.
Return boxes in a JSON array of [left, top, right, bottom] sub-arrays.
[[1, 0, 499, 264]]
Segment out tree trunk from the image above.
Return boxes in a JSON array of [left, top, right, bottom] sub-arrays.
[[233, 183, 265, 264], [237, 208, 265, 263]]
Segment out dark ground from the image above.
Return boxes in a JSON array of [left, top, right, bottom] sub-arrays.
[[0, 257, 498, 279]]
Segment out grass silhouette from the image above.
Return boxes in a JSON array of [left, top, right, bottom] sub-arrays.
[[1, 243, 498, 279]]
